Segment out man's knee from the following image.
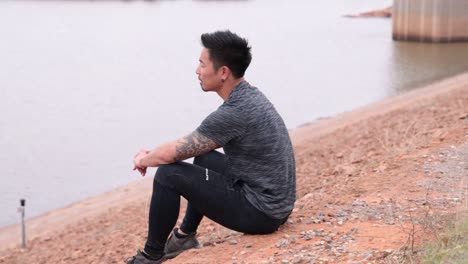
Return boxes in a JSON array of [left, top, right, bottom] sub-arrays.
[[193, 153, 208, 166], [154, 164, 177, 186], [193, 151, 216, 167]]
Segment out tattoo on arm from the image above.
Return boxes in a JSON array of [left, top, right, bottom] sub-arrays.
[[175, 131, 219, 161]]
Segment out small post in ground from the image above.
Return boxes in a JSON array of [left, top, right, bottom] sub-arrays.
[[19, 199, 26, 248]]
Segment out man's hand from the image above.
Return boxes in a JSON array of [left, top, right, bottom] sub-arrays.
[[131, 131, 220, 175], [133, 149, 149, 176]]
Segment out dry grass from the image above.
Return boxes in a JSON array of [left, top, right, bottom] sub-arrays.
[[419, 147, 468, 263], [420, 210, 468, 263], [383, 182, 467, 264]]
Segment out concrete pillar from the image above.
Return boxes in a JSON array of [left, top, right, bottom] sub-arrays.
[[393, 0, 468, 42]]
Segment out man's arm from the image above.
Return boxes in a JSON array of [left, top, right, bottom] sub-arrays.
[[174, 130, 220, 161], [135, 131, 220, 170]]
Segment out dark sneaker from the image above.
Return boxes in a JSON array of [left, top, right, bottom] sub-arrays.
[[125, 250, 166, 264], [164, 228, 201, 259]]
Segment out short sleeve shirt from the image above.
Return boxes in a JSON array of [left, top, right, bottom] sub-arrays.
[[196, 81, 296, 219]]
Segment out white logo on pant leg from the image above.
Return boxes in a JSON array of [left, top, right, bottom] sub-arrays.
[[205, 168, 209, 181]]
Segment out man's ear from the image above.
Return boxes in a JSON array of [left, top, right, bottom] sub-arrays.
[[221, 66, 231, 79]]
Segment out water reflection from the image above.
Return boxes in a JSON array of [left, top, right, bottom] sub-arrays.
[[389, 42, 468, 95]]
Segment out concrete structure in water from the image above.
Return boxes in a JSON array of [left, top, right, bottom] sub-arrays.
[[393, 0, 468, 42]]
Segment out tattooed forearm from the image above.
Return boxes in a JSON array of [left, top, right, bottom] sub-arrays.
[[175, 131, 219, 160]]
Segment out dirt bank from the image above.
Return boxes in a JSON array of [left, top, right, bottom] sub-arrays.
[[345, 7, 392, 18], [0, 72, 467, 263]]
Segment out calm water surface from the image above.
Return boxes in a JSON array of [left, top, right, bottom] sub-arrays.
[[1, 0, 468, 227]]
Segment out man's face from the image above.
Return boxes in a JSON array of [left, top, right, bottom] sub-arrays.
[[196, 48, 222, 92]]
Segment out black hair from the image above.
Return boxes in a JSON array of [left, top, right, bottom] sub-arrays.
[[201, 30, 252, 78]]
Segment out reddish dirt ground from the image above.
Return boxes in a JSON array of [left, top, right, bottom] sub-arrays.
[[0, 73, 467, 264]]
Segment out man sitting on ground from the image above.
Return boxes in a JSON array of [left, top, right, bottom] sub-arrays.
[[127, 30, 296, 264]]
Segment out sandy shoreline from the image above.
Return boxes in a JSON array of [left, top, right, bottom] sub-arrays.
[[290, 70, 468, 146], [1, 71, 467, 263]]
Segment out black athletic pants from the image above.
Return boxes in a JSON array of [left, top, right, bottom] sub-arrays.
[[144, 151, 287, 255]]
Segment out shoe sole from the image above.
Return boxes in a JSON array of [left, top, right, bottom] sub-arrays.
[[164, 244, 201, 259]]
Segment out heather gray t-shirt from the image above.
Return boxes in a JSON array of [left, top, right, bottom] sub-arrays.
[[196, 81, 296, 220]]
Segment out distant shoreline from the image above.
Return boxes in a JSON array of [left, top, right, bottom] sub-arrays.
[[345, 6, 392, 18]]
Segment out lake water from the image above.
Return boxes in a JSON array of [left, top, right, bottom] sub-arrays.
[[1, 0, 468, 227]]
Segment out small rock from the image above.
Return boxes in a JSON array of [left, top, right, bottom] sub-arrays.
[[276, 239, 289, 248], [439, 198, 447, 205], [244, 243, 253, 248], [336, 211, 347, 217], [228, 239, 238, 245], [336, 246, 346, 253], [291, 254, 304, 264], [352, 199, 367, 207], [229, 231, 241, 236]]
